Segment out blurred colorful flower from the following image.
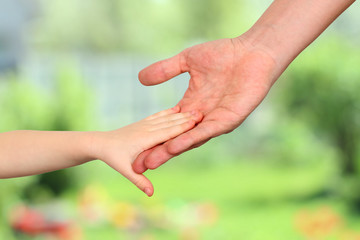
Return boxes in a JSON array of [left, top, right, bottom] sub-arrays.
[[294, 206, 360, 239], [10, 205, 82, 240], [195, 202, 219, 226], [110, 201, 141, 230], [78, 184, 109, 224], [295, 206, 343, 238]]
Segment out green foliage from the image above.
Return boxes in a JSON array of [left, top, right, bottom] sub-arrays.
[[52, 64, 94, 131], [279, 36, 360, 207], [32, 0, 250, 54], [0, 76, 53, 131], [282, 37, 360, 139], [179, 0, 248, 40], [0, 65, 94, 132]]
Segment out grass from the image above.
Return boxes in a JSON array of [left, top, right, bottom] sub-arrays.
[[69, 146, 345, 240], [3, 143, 359, 240]]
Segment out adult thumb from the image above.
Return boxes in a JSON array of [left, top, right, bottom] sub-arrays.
[[139, 52, 188, 86]]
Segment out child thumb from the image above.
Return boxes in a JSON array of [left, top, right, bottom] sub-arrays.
[[123, 170, 154, 197]]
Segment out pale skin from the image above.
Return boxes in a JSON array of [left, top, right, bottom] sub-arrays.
[[0, 106, 202, 197], [133, 0, 356, 173]]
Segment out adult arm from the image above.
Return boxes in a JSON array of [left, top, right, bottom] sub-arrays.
[[133, 0, 356, 173]]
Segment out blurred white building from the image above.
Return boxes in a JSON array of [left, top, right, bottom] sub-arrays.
[[0, 0, 37, 72]]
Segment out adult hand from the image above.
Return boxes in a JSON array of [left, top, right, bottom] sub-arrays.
[[132, 0, 355, 173], [132, 37, 277, 173]]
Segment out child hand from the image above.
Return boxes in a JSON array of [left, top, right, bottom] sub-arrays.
[[91, 106, 202, 197]]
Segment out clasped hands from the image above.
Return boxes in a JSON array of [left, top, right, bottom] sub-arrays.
[[130, 37, 277, 195]]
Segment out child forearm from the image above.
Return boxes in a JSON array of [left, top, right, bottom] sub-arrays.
[[0, 130, 95, 178]]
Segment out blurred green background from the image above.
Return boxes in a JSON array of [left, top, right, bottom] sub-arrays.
[[1, 0, 360, 239]]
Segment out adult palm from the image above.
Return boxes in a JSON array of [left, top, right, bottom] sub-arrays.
[[133, 38, 278, 173]]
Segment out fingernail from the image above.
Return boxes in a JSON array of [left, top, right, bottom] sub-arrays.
[[144, 188, 152, 197]]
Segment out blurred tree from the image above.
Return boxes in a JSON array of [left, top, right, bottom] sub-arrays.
[[280, 36, 360, 208], [180, 0, 247, 40], [31, 0, 249, 54]]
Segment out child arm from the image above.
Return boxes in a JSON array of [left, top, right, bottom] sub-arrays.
[[0, 106, 201, 196], [0, 130, 94, 178]]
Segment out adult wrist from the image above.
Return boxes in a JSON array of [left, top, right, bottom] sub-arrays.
[[237, 0, 356, 79], [237, 24, 295, 79]]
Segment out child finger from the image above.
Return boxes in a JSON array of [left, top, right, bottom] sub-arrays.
[[144, 106, 180, 120], [148, 119, 197, 146], [150, 110, 202, 131], [149, 111, 194, 125], [150, 115, 194, 131]]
